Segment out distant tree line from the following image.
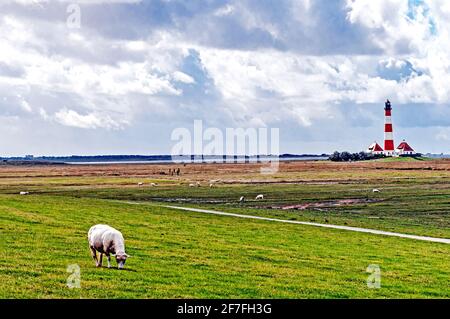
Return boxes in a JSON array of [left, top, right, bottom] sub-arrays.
[[329, 151, 386, 162]]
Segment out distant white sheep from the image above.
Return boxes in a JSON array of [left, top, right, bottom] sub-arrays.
[[150, 183, 158, 187], [137, 182, 144, 186], [255, 194, 264, 200], [209, 183, 214, 188], [372, 189, 381, 193], [19, 191, 29, 195], [189, 182, 201, 187], [88, 224, 130, 269], [239, 196, 245, 203]]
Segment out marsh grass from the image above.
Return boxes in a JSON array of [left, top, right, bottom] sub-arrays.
[[1, 161, 449, 298]]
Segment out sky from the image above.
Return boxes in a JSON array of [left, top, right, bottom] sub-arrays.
[[0, 0, 449, 156]]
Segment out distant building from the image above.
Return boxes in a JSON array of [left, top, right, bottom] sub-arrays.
[[366, 100, 418, 157], [367, 142, 384, 155], [396, 140, 415, 155]]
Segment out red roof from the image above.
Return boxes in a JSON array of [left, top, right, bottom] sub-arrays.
[[368, 142, 384, 152], [397, 141, 414, 152]]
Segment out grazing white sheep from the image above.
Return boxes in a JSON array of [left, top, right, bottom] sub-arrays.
[[255, 194, 264, 200], [189, 183, 196, 187], [88, 224, 130, 269], [137, 182, 144, 186], [196, 182, 201, 187], [209, 183, 214, 188], [372, 189, 381, 193], [239, 196, 245, 203], [150, 183, 158, 187], [19, 191, 29, 195]]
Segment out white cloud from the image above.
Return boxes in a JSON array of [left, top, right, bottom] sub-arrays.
[[346, 0, 433, 54], [54, 108, 127, 129], [436, 128, 450, 141], [0, 13, 187, 131], [38, 107, 48, 119], [214, 4, 235, 17], [19, 99, 32, 112], [172, 71, 195, 84]]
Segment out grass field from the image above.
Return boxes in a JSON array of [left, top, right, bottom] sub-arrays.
[[1, 159, 449, 298]]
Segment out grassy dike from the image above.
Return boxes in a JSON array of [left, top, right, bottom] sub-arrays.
[[1, 193, 449, 298]]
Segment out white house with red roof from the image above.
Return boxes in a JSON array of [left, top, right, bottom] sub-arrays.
[[367, 142, 384, 155], [396, 140, 416, 155]]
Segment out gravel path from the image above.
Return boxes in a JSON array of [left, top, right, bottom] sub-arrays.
[[164, 205, 450, 244]]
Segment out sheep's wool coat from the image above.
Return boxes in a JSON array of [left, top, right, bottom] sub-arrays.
[[88, 224, 126, 255]]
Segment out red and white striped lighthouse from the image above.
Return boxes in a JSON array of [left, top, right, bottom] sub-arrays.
[[384, 99, 395, 156]]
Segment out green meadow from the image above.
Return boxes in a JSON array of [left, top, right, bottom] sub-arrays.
[[1, 161, 449, 298]]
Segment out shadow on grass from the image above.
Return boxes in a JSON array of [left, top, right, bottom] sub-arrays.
[[93, 265, 137, 272]]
